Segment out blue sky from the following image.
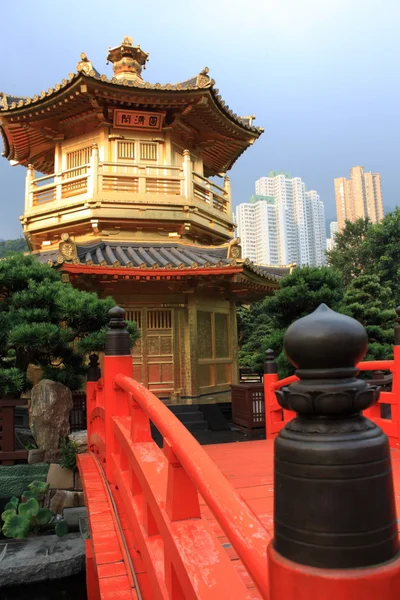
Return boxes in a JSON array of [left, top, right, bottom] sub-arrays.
[[1, 0, 399, 238]]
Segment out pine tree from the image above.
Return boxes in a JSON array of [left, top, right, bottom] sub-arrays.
[[342, 275, 395, 360], [238, 267, 344, 377], [0, 254, 139, 395]]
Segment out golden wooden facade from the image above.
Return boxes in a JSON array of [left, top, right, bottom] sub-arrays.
[[0, 36, 286, 403]]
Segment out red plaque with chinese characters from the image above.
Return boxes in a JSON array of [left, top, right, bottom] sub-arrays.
[[113, 110, 163, 131]]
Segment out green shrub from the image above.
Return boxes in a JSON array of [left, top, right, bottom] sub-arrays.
[[59, 437, 79, 470], [1, 480, 68, 540]]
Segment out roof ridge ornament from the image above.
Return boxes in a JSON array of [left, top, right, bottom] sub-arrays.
[[58, 232, 77, 262], [106, 36, 149, 83], [196, 67, 212, 89], [76, 53, 93, 75]]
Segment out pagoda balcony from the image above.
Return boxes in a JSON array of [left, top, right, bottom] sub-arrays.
[[24, 151, 232, 222]]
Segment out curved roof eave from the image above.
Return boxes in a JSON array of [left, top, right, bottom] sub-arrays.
[[0, 66, 262, 137]]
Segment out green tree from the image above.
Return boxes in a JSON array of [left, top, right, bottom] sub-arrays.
[[327, 218, 371, 286], [239, 267, 344, 377], [328, 210, 400, 299], [342, 275, 395, 360], [0, 254, 139, 394], [363, 208, 400, 299], [0, 238, 28, 258], [238, 303, 274, 372]]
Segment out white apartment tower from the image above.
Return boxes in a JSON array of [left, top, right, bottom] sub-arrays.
[[237, 172, 327, 267], [326, 221, 338, 251]]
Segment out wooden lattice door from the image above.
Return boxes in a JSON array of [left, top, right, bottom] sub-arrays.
[[124, 308, 175, 397], [146, 309, 174, 395], [125, 309, 144, 384]]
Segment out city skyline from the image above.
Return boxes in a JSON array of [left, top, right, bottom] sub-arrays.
[[237, 173, 326, 267]]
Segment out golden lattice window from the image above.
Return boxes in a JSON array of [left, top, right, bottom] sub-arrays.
[[66, 146, 91, 170], [147, 310, 172, 330], [118, 141, 135, 160], [125, 309, 142, 329], [140, 142, 157, 161], [215, 313, 229, 358], [172, 147, 183, 167], [197, 312, 213, 359]]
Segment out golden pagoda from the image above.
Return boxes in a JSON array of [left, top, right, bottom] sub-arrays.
[[0, 36, 289, 404]]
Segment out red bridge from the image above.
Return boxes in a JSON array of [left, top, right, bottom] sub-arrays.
[[78, 306, 400, 600]]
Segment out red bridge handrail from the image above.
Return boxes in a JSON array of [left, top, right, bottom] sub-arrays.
[[356, 360, 394, 372], [115, 373, 270, 598], [270, 360, 395, 392], [265, 349, 400, 449]]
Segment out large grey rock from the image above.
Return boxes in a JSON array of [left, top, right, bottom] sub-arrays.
[[0, 533, 85, 587], [30, 380, 73, 450]]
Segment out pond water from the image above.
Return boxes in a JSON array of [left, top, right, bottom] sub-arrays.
[[2, 572, 87, 600]]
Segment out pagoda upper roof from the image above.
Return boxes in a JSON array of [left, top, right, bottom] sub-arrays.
[[0, 37, 263, 176]]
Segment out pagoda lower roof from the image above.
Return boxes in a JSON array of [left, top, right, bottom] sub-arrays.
[[36, 240, 291, 297]]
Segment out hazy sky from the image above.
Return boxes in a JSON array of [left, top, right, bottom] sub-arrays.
[[1, 0, 399, 238]]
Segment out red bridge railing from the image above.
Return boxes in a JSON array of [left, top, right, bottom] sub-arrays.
[[264, 347, 400, 448], [86, 308, 270, 599]]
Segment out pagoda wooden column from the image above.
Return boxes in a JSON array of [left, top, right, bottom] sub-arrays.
[[224, 176, 232, 219], [24, 165, 34, 211], [88, 143, 99, 197], [184, 296, 198, 401], [183, 150, 194, 201]]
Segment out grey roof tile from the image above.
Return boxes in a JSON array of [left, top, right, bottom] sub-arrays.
[[35, 241, 291, 281]]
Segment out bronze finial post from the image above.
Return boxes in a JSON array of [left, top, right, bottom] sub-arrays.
[[264, 349, 277, 375], [105, 306, 131, 356], [87, 353, 101, 382], [273, 304, 398, 569]]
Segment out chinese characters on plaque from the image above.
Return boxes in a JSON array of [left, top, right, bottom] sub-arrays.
[[113, 110, 163, 131]]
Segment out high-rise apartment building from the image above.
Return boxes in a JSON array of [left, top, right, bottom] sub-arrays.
[[237, 173, 326, 267], [326, 221, 338, 251], [334, 166, 383, 231]]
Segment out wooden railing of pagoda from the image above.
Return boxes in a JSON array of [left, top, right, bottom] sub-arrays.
[[264, 348, 400, 448], [86, 308, 269, 600], [26, 146, 231, 217]]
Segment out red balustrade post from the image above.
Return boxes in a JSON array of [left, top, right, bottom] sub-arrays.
[[268, 304, 400, 600], [164, 438, 201, 599], [164, 438, 201, 522], [264, 349, 279, 439], [103, 307, 133, 484]]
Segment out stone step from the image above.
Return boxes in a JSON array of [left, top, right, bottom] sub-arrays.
[[171, 411, 205, 423], [165, 404, 202, 414], [151, 416, 209, 436]]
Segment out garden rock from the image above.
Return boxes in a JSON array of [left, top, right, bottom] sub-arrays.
[[27, 449, 45, 464], [30, 380, 73, 450], [74, 471, 83, 491], [0, 533, 85, 587], [69, 430, 87, 453], [49, 490, 85, 514], [44, 449, 61, 464], [47, 464, 74, 490]]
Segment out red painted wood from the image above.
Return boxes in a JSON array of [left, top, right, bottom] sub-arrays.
[[268, 543, 400, 600], [265, 348, 400, 448], [80, 340, 400, 599], [114, 374, 270, 598], [63, 263, 243, 278], [78, 453, 141, 600]]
